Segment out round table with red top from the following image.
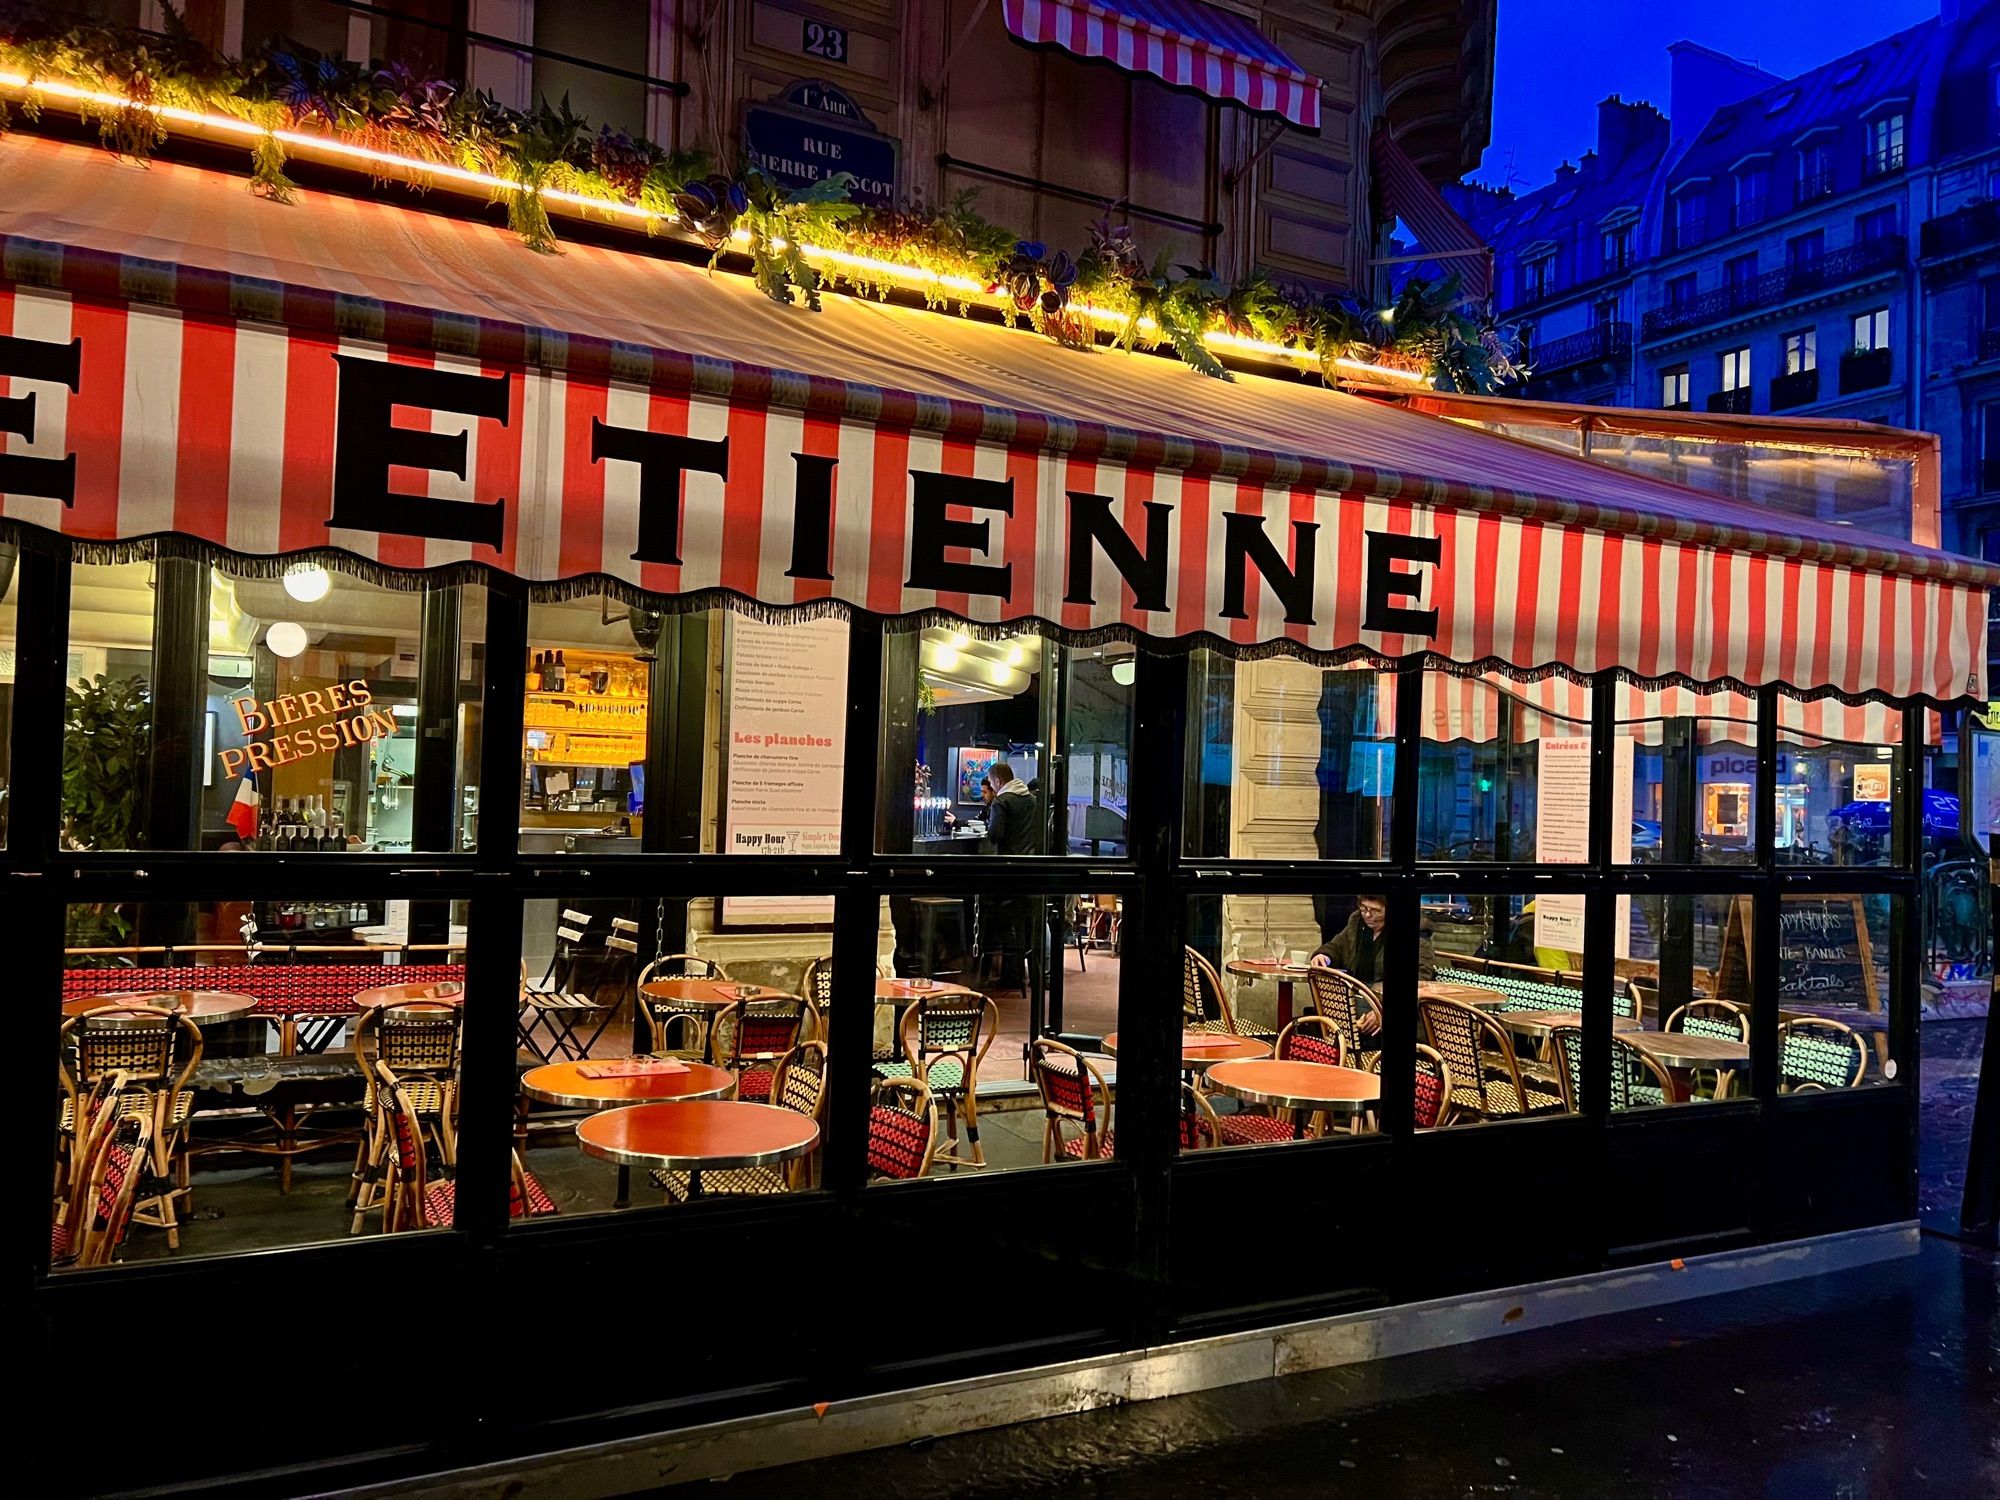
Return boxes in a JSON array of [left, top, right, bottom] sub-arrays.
[[354, 980, 466, 1009], [1416, 980, 1510, 1007], [1101, 1031, 1273, 1070], [521, 1059, 734, 1110], [874, 978, 981, 1002], [638, 978, 799, 1009], [1225, 960, 1314, 1027], [576, 1099, 820, 1199], [1204, 1058, 1380, 1117], [62, 990, 257, 1023]]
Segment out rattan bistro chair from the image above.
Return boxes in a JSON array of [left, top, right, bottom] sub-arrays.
[[51, 1071, 154, 1269], [1030, 1038, 1114, 1162], [874, 993, 999, 1168], [657, 1041, 828, 1201], [349, 1001, 463, 1233], [1549, 1026, 1672, 1112], [800, 955, 834, 1038], [1064, 1083, 1221, 1159], [378, 1070, 556, 1232], [1665, 998, 1748, 1098], [637, 954, 730, 1059], [1182, 947, 1278, 1042], [711, 993, 811, 1103], [1306, 966, 1383, 1071], [1778, 1016, 1870, 1092], [1413, 1043, 1454, 1128], [866, 1076, 941, 1181], [1419, 997, 1563, 1120], [60, 1006, 203, 1250]]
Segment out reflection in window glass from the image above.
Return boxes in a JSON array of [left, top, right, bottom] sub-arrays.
[[1776, 708, 1904, 867], [1616, 893, 1752, 1109], [1416, 672, 1590, 862], [879, 627, 1132, 857], [1774, 892, 1897, 1090], [1182, 894, 1381, 1147], [54, 898, 470, 1270], [1186, 653, 1390, 861], [1618, 685, 1759, 866]]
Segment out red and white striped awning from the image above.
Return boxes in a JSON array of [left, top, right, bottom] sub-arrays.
[[1373, 127, 1493, 302], [0, 133, 1989, 709], [1001, 0, 1323, 129]]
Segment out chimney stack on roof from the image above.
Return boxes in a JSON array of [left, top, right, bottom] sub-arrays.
[[1597, 94, 1670, 165]]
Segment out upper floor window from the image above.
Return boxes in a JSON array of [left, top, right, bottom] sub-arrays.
[[1661, 365, 1690, 408], [1602, 221, 1635, 272], [1593, 298, 1618, 327], [1720, 347, 1752, 391], [1983, 280, 2000, 332], [1787, 230, 1825, 269], [1733, 167, 1769, 228], [1782, 328, 1818, 375], [1667, 272, 1697, 309], [1858, 206, 1898, 243], [1852, 307, 1890, 352], [1798, 143, 1835, 201], [1672, 192, 1708, 250], [1523, 253, 1555, 302], [1867, 113, 1906, 176], [1725, 253, 1758, 294]]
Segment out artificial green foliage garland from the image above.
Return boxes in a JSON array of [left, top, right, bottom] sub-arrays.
[[0, 2, 1524, 390]]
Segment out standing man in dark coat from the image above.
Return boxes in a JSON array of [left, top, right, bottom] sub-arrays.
[[981, 761, 1040, 988]]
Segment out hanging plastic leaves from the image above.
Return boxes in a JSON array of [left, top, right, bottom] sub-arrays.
[[1004, 240, 1046, 313], [674, 173, 743, 252]]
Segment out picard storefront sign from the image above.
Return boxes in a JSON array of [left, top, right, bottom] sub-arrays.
[[742, 80, 899, 207]]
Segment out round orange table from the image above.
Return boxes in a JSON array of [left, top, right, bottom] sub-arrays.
[[354, 981, 465, 1009], [1205, 1058, 1380, 1117], [1101, 1031, 1272, 1070], [1417, 980, 1508, 1008], [63, 990, 256, 1023], [873, 978, 980, 1002], [638, 978, 797, 1009], [576, 1100, 820, 1199], [521, 1059, 733, 1109]]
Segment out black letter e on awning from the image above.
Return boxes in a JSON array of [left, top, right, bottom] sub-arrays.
[[329, 354, 509, 549], [1363, 529, 1441, 637]]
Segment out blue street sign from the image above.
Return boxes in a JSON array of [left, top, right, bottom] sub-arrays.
[[743, 80, 900, 207]]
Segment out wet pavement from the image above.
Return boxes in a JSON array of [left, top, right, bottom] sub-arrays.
[[710, 1236, 1999, 1498], [1921, 1015, 1989, 1235]]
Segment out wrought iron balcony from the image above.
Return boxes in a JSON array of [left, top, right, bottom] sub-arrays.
[[1838, 346, 1893, 393], [1733, 195, 1768, 230], [1769, 367, 1820, 410], [1527, 322, 1632, 375], [1796, 168, 1836, 206], [1641, 236, 1906, 340], [1707, 388, 1753, 414], [1922, 199, 2000, 260]]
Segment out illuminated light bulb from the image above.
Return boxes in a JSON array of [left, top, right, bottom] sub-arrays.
[[1111, 659, 1137, 687], [933, 647, 961, 670], [948, 631, 971, 651], [265, 621, 308, 658], [1006, 645, 1027, 667], [282, 565, 331, 603]]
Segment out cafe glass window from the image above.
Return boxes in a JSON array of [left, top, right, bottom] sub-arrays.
[[1185, 653, 1391, 862], [1180, 892, 1380, 1145], [60, 559, 484, 854], [517, 892, 837, 1216], [1775, 711, 1905, 868], [1617, 686, 1759, 867], [53, 896, 472, 1270], [878, 626, 1133, 858], [1415, 671, 1591, 863], [1617, 892, 1754, 1109], [1774, 892, 1900, 1092], [523, 603, 847, 858], [1419, 890, 1592, 1127]]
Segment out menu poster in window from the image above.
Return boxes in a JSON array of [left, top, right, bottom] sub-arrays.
[[1612, 735, 1634, 958], [1534, 736, 1591, 952], [721, 614, 848, 925], [1852, 763, 1892, 802]]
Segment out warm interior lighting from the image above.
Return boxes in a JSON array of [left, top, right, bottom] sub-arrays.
[[282, 565, 330, 603], [264, 620, 308, 658], [1110, 658, 1137, 687]]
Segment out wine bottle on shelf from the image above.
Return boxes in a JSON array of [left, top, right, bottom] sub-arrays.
[[527, 651, 543, 692], [551, 650, 566, 692]]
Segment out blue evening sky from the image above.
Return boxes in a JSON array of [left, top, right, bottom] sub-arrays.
[[1472, 0, 1944, 188]]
